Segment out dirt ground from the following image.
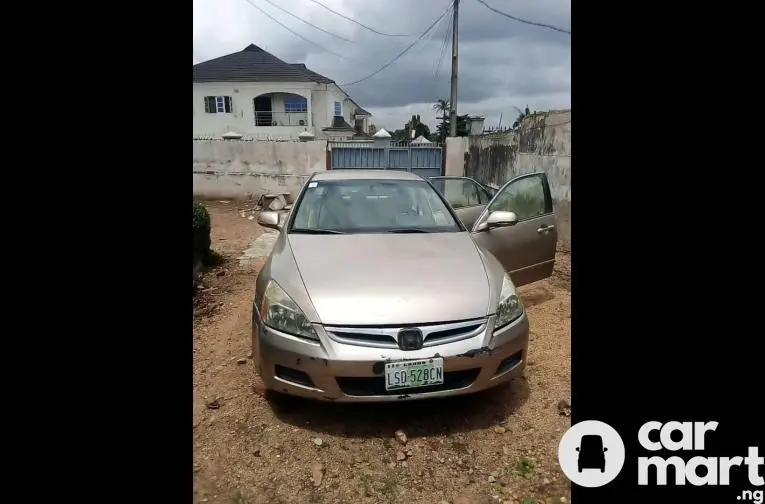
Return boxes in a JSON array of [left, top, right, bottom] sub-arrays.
[[193, 200, 572, 504]]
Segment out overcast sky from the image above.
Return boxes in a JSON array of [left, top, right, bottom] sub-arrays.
[[193, 0, 570, 131]]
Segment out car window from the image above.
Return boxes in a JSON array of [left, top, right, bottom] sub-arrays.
[[431, 178, 485, 209], [290, 179, 462, 234], [476, 184, 492, 204], [487, 175, 549, 221], [580, 435, 603, 450]]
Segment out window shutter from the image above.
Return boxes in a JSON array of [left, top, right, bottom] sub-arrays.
[[204, 96, 213, 113], [224, 96, 232, 113]]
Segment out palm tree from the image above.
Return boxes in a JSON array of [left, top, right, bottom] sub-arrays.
[[433, 98, 450, 141], [512, 105, 536, 129], [433, 98, 450, 119]]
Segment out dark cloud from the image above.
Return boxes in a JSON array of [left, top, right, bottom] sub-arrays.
[[194, 0, 570, 129]]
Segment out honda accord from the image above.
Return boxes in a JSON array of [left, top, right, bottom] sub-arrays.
[[252, 169, 556, 402]]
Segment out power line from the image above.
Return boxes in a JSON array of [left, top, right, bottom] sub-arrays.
[[434, 7, 454, 80], [305, 0, 415, 37], [257, 0, 354, 43], [474, 0, 571, 35], [385, 7, 451, 135], [413, 4, 453, 58], [239, 0, 355, 61], [340, 3, 454, 86], [425, 7, 452, 135]]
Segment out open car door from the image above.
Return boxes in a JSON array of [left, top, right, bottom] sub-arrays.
[[470, 172, 557, 287], [429, 176, 493, 230]]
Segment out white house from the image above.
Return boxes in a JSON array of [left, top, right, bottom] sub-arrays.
[[193, 44, 373, 140]]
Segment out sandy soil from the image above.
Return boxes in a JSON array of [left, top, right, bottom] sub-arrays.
[[193, 200, 572, 504]]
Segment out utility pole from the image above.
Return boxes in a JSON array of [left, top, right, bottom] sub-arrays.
[[448, 0, 459, 137]]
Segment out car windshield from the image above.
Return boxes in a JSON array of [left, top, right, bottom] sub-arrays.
[[290, 178, 462, 234], [580, 435, 603, 450]]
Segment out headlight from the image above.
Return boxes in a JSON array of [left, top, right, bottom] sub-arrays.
[[495, 274, 524, 329], [260, 280, 318, 340]]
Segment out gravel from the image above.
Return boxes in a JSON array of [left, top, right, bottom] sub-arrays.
[[192, 202, 572, 504]]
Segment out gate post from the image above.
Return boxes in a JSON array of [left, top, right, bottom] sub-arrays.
[[373, 128, 392, 169], [441, 142, 447, 176]]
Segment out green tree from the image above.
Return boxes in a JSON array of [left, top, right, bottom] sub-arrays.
[[433, 98, 469, 140], [433, 98, 450, 142], [435, 114, 470, 140], [392, 114, 431, 142], [407, 114, 430, 140], [512, 105, 537, 129], [433, 98, 449, 121]]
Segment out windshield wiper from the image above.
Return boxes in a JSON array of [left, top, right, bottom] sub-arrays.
[[387, 228, 431, 233], [290, 228, 345, 235]]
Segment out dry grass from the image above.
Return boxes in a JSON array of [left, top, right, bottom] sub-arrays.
[[193, 200, 571, 504]]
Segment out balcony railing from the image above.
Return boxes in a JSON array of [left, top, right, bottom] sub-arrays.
[[254, 111, 309, 127]]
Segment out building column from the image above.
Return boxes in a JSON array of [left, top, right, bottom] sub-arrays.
[[306, 94, 313, 128]]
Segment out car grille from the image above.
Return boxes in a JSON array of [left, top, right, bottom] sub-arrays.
[[324, 318, 486, 349], [336, 368, 480, 396]]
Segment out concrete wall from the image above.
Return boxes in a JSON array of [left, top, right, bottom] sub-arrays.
[[446, 109, 571, 250], [193, 139, 328, 200]]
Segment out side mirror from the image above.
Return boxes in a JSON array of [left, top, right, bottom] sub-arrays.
[[486, 211, 518, 229], [575, 447, 580, 452], [257, 211, 281, 230], [603, 447, 608, 452]]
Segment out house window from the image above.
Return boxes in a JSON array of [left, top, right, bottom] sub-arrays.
[[204, 96, 232, 113], [334, 101, 342, 116], [284, 97, 308, 113]]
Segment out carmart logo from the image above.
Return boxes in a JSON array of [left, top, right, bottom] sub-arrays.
[[637, 421, 763, 487], [558, 420, 764, 491], [558, 420, 626, 487]]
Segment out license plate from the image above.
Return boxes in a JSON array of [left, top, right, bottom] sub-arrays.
[[384, 358, 444, 391]]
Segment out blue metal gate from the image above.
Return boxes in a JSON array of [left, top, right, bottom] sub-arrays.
[[329, 141, 443, 179]]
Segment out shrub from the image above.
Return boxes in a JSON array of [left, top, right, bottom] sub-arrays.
[[193, 202, 212, 264]]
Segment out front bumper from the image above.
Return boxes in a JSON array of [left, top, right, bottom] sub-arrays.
[[251, 308, 528, 403]]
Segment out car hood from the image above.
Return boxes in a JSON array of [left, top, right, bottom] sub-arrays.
[[288, 232, 490, 326]]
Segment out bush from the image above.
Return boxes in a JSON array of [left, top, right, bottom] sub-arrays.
[[193, 202, 212, 265]]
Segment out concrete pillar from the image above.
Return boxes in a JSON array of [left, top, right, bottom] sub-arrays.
[[373, 128, 392, 168], [306, 94, 313, 128]]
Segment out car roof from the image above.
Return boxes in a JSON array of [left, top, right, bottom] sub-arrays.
[[311, 170, 424, 182]]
